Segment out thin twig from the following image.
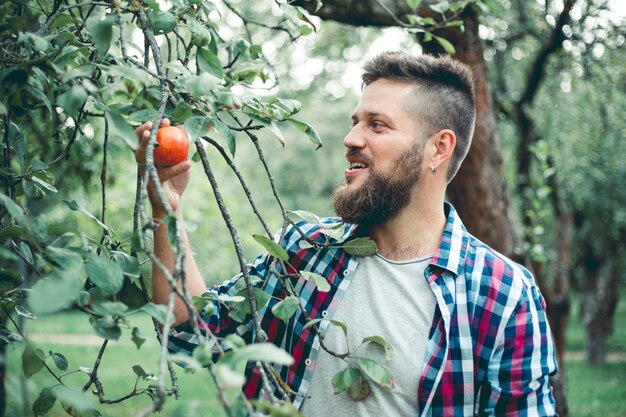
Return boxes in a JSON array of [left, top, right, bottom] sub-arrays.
[[203, 136, 272, 237]]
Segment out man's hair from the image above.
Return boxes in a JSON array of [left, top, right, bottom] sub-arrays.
[[361, 51, 476, 181]]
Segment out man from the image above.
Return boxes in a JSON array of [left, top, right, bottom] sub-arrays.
[[135, 51, 558, 416]]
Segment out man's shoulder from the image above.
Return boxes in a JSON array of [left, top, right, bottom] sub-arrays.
[[463, 233, 535, 292], [280, 217, 354, 249]]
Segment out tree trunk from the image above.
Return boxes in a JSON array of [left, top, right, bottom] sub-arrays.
[[580, 253, 618, 365]]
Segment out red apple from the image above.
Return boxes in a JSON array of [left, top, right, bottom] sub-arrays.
[[154, 126, 189, 166]]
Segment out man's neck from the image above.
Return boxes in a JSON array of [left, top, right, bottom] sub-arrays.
[[369, 194, 446, 261]]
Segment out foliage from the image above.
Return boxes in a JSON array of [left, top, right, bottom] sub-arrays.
[[0, 0, 400, 415]]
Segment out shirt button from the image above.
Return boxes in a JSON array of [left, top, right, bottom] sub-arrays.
[[305, 358, 312, 366], [343, 270, 350, 276], [321, 310, 329, 318]]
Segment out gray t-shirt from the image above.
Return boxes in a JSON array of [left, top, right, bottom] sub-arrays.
[[300, 253, 436, 417]]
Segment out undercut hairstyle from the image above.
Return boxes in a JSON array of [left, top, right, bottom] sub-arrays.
[[361, 51, 476, 181]]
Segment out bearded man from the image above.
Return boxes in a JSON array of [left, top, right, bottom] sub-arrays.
[[135, 51, 558, 416]]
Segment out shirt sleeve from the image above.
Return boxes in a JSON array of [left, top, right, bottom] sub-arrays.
[[478, 285, 559, 416], [166, 250, 275, 357]]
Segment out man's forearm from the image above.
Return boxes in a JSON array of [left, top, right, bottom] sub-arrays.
[[152, 207, 207, 327]]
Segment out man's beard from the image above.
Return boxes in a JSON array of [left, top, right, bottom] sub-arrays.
[[331, 141, 424, 228]]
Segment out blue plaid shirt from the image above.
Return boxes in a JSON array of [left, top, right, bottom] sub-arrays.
[[169, 203, 558, 416]]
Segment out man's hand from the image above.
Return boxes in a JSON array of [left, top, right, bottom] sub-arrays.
[[134, 119, 192, 218]]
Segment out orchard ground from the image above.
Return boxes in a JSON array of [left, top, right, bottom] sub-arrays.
[[5, 295, 626, 417]]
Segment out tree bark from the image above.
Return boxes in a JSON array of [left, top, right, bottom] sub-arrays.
[[579, 246, 618, 365]]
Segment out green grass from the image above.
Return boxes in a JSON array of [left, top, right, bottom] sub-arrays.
[[565, 360, 626, 417], [5, 295, 626, 416], [5, 312, 226, 417]]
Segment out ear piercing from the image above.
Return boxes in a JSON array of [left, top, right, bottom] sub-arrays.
[[430, 165, 437, 175]]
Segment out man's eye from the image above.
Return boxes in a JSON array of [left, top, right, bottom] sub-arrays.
[[372, 121, 385, 129]]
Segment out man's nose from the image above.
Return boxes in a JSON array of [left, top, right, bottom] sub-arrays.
[[343, 124, 365, 149]]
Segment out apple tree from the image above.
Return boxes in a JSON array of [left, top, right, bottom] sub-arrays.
[[0, 0, 328, 415]]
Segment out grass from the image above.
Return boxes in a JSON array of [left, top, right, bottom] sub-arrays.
[[4, 295, 626, 417], [4, 312, 225, 417]]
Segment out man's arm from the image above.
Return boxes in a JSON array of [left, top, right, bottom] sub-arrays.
[[135, 119, 207, 327]]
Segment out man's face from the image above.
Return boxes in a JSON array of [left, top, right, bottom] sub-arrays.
[[332, 79, 428, 226]]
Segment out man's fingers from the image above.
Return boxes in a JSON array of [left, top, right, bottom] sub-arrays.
[[156, 160, 192, 182], [135, 119, 173, 164]]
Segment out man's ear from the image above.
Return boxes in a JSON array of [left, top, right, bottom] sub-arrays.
[[429, 129, 456, 172]]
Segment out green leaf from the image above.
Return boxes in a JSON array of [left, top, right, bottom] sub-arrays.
[[111, 250, 141, 279], [30, 175, 58, 195], [213, 118, 236, 156], [150, 11, 177, 35], [28, 264, 83, 315], [362, 336, 394, 362], [342, 237, 378, 256], [197, 47, 224, 79], [131, 327, 146, 349], [252, 234, 289, 262], [52, 385, 94, 413], [302, 318, 347, 338], [86, 15, 115, 57], [253, 401, 304, 417], [63, 199, 109, 232], [160, 213, 179, 250], [26, 86, 52, 115], [33, 387, 56, 417], [268, 120, 286, 147], [15, 304, 37, 320], [92, 315, 122, 340], [229, 287, 270, 323], [92, 301, 129, 316], [357, 358, 394, 389], [214, 355, 246, 388], [45, 246, 83, 270], [8, 122, 26, 162], [288, 210, 324, 226], [19, 242, 33, 264], [347, 372, 370, 401], [188, 18, 212, 46], [0, 269, 24, 294], [184, 116, 214, 141], [298, 241, 314, 250], [271, 296, 300, 322], [0, 192, 26, 224], [132, 364, 156, 380], [429, 1, 450, 13], [86, 255, 124, 295], [287, 118, 323, 149], [56, 85, 87, 116], [22, 345, 45, 378], [434, 35, 456, 54], [331, 366, 361, 394], [231, 343, 294, 366], [105, 109, 138, 150], [141, 302, 171, 325], [300, 271, 330, 292], [192, 342, 214, 366], [407, 0, 423, 9], [182, 73, 221, 99], [168, 354, 203, 373], [50, 351, 69, 371], [406, 14, 435, 26]]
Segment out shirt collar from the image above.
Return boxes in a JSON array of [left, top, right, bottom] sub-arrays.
[[342, 203, 469, 277], [430, 202, 469, 277]]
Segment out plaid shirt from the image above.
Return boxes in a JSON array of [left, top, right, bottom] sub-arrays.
[[169, 203, 558, 416]]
